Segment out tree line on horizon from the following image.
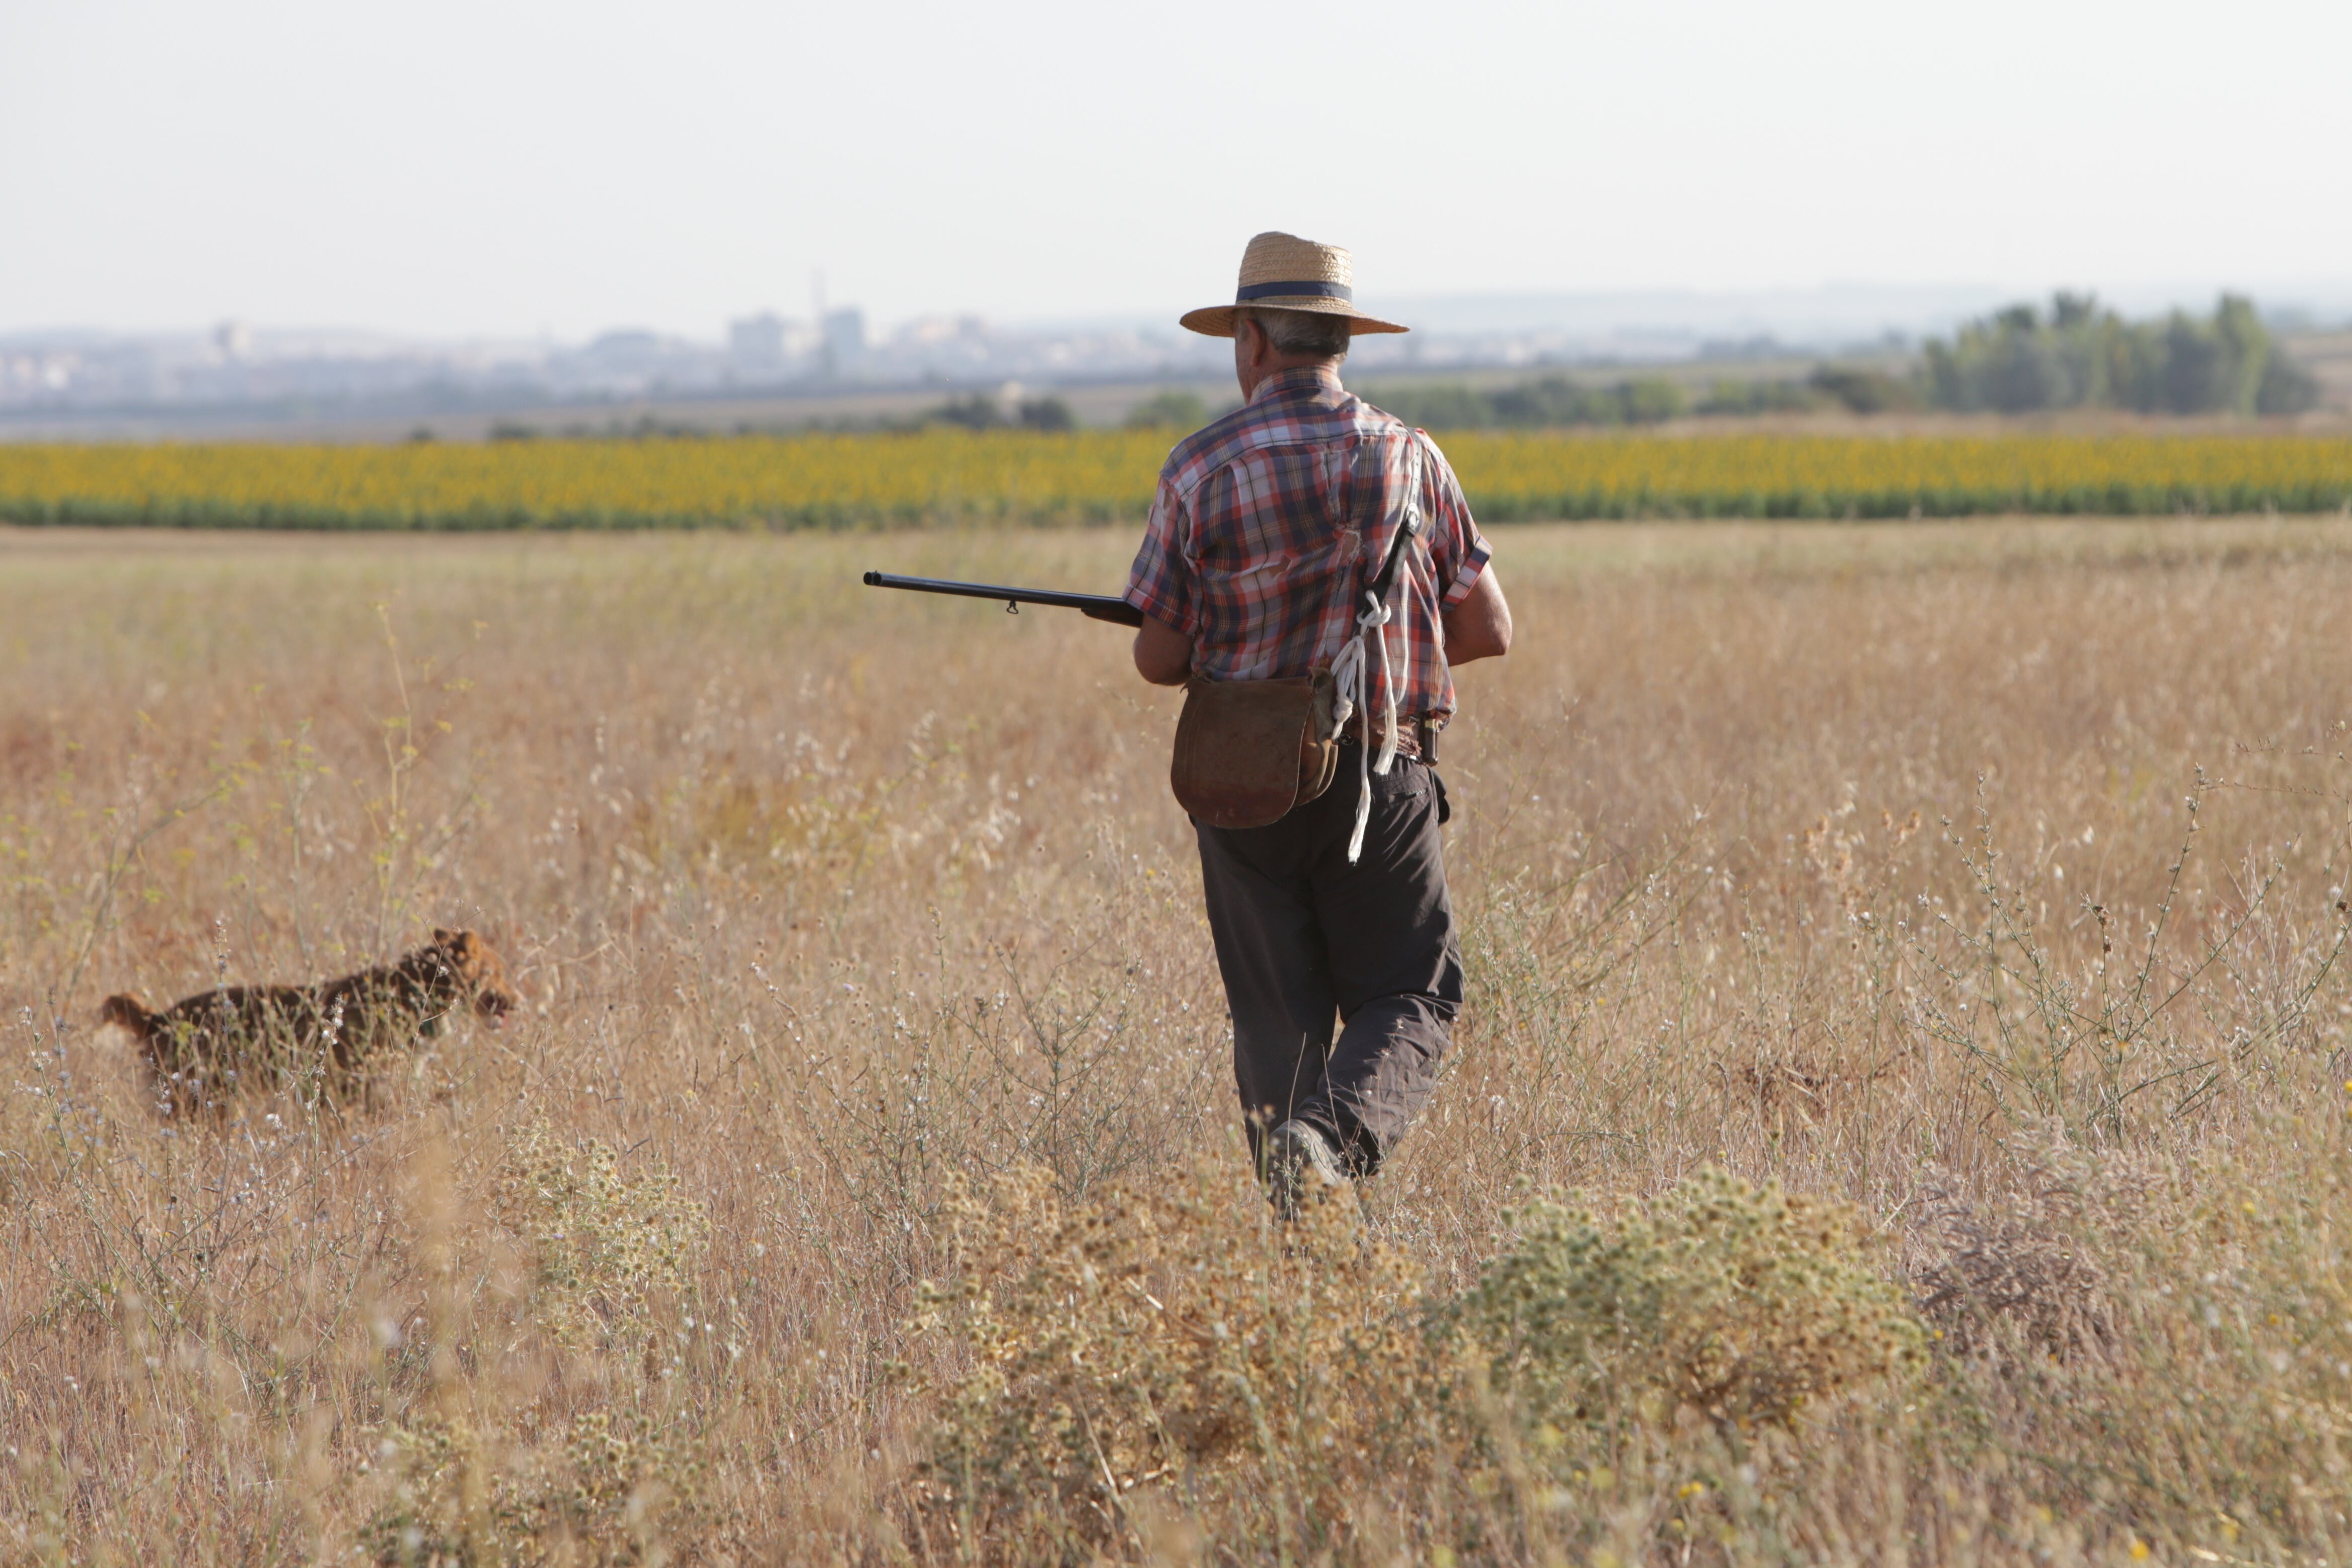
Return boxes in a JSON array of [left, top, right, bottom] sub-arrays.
[[1925, 292, 2318, 416], [1325, 293, 2325, 432]]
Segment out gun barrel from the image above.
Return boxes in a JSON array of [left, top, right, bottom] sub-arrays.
[[862, 571, 1144, 627]]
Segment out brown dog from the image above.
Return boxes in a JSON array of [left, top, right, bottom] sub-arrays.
[[101, 928, 517, 1116]]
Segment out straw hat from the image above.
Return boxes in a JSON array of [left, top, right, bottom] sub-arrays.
[[1179, 232, 1408, 338]]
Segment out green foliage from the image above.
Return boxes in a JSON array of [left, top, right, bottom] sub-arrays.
[[1924, 290, 2320, 415], [1695, 377, 1820, 415], [1365, 374, 1689, 430], [2257, 349, 2323, 414], [1017, 396, 1076, 431], [1449, 1168, 1925, 1431], [1124, 388, 1212, 430], [1366, 380, 1495, 429], [1807, 363, 1923, 414], [1606, 376, 1687, 424], [1371, 367, 1925, 426], [925, 394, 1006, 430], [926, 393, 1079, 431]]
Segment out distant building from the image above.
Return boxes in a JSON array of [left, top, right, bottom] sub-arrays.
[[728, 313, 789, 369], [213, 320, 251, 360], [897, 314, 989, 348], [581, 330, 668, 374], [821, 308, 865, 375]]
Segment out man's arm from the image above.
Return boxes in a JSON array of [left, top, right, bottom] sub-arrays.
[[1133, 613, 1193, 686], [1442, 566, 1512, 664], [1126, 471, 1195, 686]]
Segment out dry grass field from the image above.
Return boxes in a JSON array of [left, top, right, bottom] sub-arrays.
[[4, 517, 2351, 1565]]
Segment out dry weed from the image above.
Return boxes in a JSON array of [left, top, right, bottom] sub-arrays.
[[1456, 1168, 1925, 1433], [907, 1165, 1438, 1561], [360, 1404, 707, 1567], [910, 1163, 1927, 1564], [1913, 1122, 2163, 1363], [4, 518, 2352, 1563], [491, 1122, 712, 1354]]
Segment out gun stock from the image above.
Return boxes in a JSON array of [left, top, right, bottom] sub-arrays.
[[862, 571, 1145, 627]]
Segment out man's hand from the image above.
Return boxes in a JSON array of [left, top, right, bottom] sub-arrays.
[[1441, 566, 1513, 664], [1133, 613, 1193, 686]]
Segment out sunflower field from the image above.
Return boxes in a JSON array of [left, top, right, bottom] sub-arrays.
[[2, 429, 2348, 530]]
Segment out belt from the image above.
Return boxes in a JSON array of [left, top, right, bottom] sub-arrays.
[[1336, 714, 1440, 764]]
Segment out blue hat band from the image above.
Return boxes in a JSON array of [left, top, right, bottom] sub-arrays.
[[1235, 279, 1353, 303]]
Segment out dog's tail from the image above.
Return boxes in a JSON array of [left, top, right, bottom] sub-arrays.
[[100, 994, 159, 1039]]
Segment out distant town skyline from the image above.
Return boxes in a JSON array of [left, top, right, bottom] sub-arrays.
[[12, 276, 2350, 428], [6, 0, 2350, 342], [11, 275, 2352, 353]]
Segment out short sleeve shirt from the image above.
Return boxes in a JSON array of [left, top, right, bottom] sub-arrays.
[[1123, 365, 1492, 725]]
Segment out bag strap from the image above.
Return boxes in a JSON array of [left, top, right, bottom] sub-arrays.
[[1328, 433, 1428, 863], [1366, 431, 1426, 608], [1306, 431, 1427, 674]]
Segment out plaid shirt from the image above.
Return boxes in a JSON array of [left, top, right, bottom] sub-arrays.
[[1124, 365, 1493, 732]]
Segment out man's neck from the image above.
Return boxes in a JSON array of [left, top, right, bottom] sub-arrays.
[[1239, 356, 1343, 403]]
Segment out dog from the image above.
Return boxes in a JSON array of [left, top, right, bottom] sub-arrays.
[[100, 928, 516, 1116]]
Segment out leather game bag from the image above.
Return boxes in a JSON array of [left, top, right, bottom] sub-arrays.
[[1169, 669, 1339, 830]]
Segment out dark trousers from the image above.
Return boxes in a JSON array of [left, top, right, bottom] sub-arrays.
[[1193, 749, 1464, 1175]]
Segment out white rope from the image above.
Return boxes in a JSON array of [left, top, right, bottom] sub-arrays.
[[1329, 436, 1423, 864], [1327, 589, 1394, 863]]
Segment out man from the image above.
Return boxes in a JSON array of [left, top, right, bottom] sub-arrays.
[[1123, 231, 1512, 1212]]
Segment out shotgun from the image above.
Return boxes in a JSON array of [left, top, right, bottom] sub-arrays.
[[861, 570, 1145, 627]]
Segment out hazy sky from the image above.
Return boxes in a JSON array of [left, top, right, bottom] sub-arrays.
[[5, 0, 2349, 339]]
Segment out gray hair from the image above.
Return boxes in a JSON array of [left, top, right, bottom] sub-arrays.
[[1237, 306, 1351, 360]]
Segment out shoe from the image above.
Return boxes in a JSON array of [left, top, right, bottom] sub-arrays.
[[1264, 1118, 1349, 1220]]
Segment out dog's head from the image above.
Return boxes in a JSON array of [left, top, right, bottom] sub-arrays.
[[99, 993, 154, 1038], [430, 928, 519, 1024]]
